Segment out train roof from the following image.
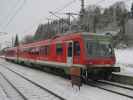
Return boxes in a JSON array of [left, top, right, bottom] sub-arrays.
[[7, 32, 112, 50], [6, 47, 17, 50], [20, 32, 82, 48]]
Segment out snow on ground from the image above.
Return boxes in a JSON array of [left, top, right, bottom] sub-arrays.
[[0, 60, 132, 100], [115, 47, 133, 65], [115, 47, 133, 76], [0, 85, 9, 100], [0, 72, 24, 100], [0, 63, 59, 100]]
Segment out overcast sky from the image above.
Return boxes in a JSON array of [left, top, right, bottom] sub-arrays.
[[0, 0, 132, 48]]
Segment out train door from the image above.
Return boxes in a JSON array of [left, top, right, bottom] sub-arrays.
[[67, 41, 73, 66]]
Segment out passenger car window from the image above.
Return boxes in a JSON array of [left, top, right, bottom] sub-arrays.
[[31, 47, 39, 55], [45, 46, 50, 56], [68, 43, 72, 57], [56, 44, 63, 55], [74, 41, 80, 56], [40, 46, 45, 55]]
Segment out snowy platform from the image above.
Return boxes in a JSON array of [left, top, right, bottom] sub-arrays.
[[114, 64, 133, 77], [115, 48, 133, 65], [114, 47, 133, 77], [111, 48, 133, 85], [0, 84, 10, 100]]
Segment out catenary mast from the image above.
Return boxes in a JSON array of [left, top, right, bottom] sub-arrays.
[[80, 0, 85, 30]]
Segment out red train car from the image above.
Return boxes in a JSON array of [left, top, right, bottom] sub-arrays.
[[5, 32, 120, 80]]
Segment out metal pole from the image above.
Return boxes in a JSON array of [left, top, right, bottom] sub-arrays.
[[81, 0, 85, 13], [80, 0, 85, 30], [113, 6, 116, 25]]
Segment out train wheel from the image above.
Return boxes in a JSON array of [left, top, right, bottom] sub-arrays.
[[104, 72, 112, 80], [107, 74, 112, 80]]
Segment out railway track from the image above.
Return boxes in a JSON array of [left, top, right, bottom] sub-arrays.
[[86, 80, 133, 99], [0, 72, 28, 100], [2, 60, 133, 100], [0, 63, 66, 100], [97, 80, 133, 91]]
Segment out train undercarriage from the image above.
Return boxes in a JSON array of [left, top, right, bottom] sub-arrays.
[[6, 58, 120, 81], [81, 67, 120, 81]]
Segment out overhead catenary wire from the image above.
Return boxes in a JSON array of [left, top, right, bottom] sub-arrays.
[[21, 0, 77, 34], [1, 0, 108, 35], [2, 0, 26, 30], [95, 0, 107, 5], [53, 0, 77, 13], [21, 0, 113, 35], [0, 0, 20, 28]]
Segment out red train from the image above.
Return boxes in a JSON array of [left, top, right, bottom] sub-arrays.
[[5, 32, 120, 80]]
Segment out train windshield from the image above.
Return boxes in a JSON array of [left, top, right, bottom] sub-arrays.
[[86, 40, 113, 58]]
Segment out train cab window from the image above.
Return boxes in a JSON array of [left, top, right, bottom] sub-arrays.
[[45, 45, 50, 56], [86, 40, 113, 57], [74, 41, 80, 56], [56, 44, 63, 55]]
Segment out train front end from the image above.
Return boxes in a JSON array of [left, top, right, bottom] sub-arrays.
[[81, 33, 120, 80]]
